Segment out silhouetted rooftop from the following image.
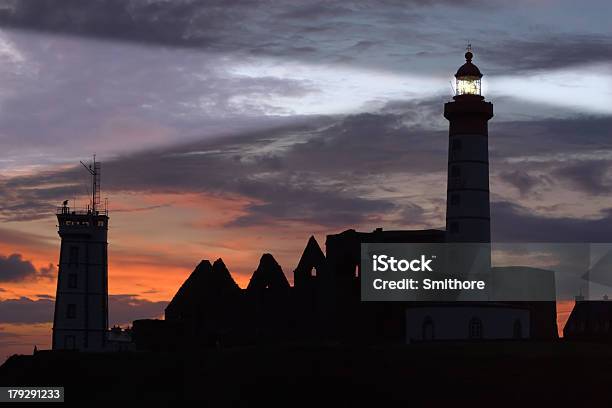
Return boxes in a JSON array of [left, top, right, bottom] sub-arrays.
[[247, 253, 290, 291], [165, 258, 240, 317], [455, 51, 483, 78]]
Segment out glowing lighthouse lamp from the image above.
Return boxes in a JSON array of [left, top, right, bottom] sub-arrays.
[[455, 45, 482, 96]]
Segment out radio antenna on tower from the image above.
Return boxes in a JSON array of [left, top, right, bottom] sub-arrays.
[[80, 155, 101, 214]]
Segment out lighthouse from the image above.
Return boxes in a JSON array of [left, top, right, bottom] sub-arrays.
[[444, 46, 493, 243], [52, 157, 109, 351]]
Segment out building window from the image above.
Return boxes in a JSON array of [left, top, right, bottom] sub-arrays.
[[450, 194, 460, 206], [451, 165, 461, 178], [64, 335, 76, 350], [513, 319, 522, 339], [97, 220, 105, 227], [451, 139, 462, 151], [67, 304, 76, 319], [354, 264, 360, 279], [469, 317, 483, 339], [310, 267, 316, 278], [68, 274, 77, 289], [450, 222, 459, 233], [69, 246, 79, 266], [422, 316, 434, 340]]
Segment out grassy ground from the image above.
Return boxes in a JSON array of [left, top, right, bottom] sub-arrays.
[[1, 341, 610, 406]]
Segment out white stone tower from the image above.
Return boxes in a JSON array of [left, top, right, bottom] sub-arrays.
[[52, 157, 109, 351], [444, 46, 493, 243]]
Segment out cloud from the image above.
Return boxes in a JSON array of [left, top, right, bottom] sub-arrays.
[[37, 263, 56, 280], [498, 170, 551, 196], [490, 116, 612, 160], [1, 102, 611, 232], [481, 35, 612, 74], [0, 4, 608, 172], [0, 1, 492, 51], [0, 0, 265, 49], [0, 106, 448, 227], [0, 28, 319, 165], [0, 294, 167, 325], [0, 0, 606, 79], [492, 201, 612, 243], [0, 253, 38, 282], [0, 252, 56, 283], [108, 294, 168, 325], [553, 160, 612, 195], [0, 296, 53, 323], [0, 329, 20, 341], [0, 225, 56, 250]]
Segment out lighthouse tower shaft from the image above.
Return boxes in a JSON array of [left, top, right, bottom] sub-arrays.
[[444, 96, 493, 242], [53, 208, 109, 350], [52, 159, 109, 351]]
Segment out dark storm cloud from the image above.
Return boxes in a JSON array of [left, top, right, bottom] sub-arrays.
[[0, 294, 167, 325], [492, 201, 612, 243], [0, 253, 54, 282]]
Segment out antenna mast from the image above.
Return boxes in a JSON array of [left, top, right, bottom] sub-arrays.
[[80, 155, 101, 214]]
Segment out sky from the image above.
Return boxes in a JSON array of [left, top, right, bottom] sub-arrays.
[[0, 0, 611, 360]]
